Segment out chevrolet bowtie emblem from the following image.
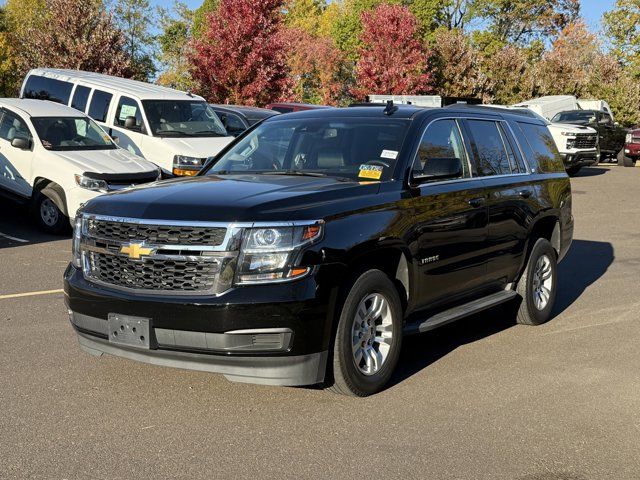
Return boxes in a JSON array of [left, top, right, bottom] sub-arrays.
[[120, 243, 154, 259]]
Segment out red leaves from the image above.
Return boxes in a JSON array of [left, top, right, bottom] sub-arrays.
[[189, 0, 291, 106], [352, 4, 434, 99]]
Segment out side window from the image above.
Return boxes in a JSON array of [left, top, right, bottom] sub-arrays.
[[467, 120, 512, 176], [600, 113, 613, 126], [413, 119, 470, 178], [71, 85, 91, 112], [497, 122, 526, 173], [516, 122, 564, 173], [216, 111, 247, 136], [114, 96, 144, 132], [87, 90, 113, 123], [0, 110, 33, 147], [23, 75, 73, 104]]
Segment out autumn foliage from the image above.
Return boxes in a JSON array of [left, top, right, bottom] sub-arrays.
[[351, 4, 434, 99], [189, 0, 291, 106]]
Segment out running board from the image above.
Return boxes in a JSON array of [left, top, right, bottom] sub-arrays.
[[404, 290, 518, 335]]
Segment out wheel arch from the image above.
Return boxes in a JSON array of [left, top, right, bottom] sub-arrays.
[[32, 177, 69, 217]]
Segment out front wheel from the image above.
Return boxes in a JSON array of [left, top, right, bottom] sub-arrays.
[[328, 270, 403, 396], [33, 193, 68, 234], [617, 150, 635, 167], [515, 238, 558, 326]]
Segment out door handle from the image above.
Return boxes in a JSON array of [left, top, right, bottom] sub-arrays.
[[468, 197, 486, 208], [518, 189, 533, 198]]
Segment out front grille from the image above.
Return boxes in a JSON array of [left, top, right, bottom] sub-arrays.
[[571, 133, 597, 149], [81, 216, 236, 295], [86, 251, 222, 292], [87, 218, 226, 246]]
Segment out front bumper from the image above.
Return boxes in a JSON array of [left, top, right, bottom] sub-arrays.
[[624, 143, 640, 158], [64, 264, 338, 386], [560, 150, 598, 168]]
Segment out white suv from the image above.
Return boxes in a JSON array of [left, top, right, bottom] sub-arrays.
[[0, 99, 159, 233]]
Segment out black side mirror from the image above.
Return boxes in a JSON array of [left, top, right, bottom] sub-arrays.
[[124, 116, 138, 129], [412, 157, 463, 184], [11, 137, 30, 150]]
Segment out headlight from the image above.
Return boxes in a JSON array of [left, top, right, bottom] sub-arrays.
[[75, 174, 108, 192], [236, 222, 323, 284], [560, 132, 577, 137], [72, 215, 85, 268], [173, 155, 205, 176], [626, 133, 633, 143]]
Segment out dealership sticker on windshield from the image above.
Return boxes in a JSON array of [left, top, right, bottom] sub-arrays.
[[380, 149, 398, 160], [359, 164, 383, 180]]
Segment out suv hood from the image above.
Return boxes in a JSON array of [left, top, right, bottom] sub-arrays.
[[81, 174, 384, 222], [547, 122, 597, 134], [155, 136, 234, 157], [53, 148, 157, 175]]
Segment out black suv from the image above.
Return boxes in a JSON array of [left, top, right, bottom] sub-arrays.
[[64, 105, 573, 396]]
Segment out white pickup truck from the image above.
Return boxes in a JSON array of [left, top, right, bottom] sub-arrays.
[[0, 99, 159, 233]]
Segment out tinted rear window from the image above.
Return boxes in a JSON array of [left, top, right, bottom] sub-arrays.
[[88, 90, 113, 123], [466, 120, 513, 176], [23, 75, 73, 105], [516, 122, 564, 173]]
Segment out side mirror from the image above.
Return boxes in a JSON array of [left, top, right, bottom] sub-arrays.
[[111, 135, 120, 145], [124, 116, 138, 129], [412, 157, 463, 184], [11, 137, 30, 150]]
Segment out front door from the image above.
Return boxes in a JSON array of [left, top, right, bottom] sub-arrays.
[[110, 95, 146, 158], [0, 108, 34, 197], [407, 118, 490, 310]]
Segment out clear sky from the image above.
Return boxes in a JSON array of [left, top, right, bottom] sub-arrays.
[[150, 0, 617, 33]]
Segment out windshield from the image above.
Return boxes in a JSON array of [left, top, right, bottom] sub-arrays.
[[552, 111, 596, 124], [31, 116, 117, 151], [203, 118, 410, 181], [142, 100, 228, 137]]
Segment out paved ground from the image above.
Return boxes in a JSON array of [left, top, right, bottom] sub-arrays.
[[1, 165, 639, 479]]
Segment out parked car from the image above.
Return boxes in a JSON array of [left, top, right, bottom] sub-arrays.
[[551, 109, 627, 161], [20, 69, 234, 176], [210, 105, 279, 136], [0, 99, 159, 233], [264, 102, 332, 113], [65, 104, 573, 396], [619, 130, 640, 167]]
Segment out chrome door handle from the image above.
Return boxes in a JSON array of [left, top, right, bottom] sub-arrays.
[[468, 197, 486, 208], [518, 189, 533, 198]]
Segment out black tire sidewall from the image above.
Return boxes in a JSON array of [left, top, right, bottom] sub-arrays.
[[34, 193, 67, 234], [520, 239, 557, 325], [333, 270, 403, 396]]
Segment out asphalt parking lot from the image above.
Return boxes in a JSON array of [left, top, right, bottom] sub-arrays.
[[1, 165, 639, 479]]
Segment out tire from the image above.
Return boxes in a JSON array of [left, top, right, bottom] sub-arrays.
[[33, 192, 68, 234], [328, 269, 403, 396], [515, 238, 557, 326], [617, 150, 635, 167], [566, 166, 581, 176]]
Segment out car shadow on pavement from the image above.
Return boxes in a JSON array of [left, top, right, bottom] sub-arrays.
[[389, 239, 614, 388], [574, 167, 609, 177], [0, 199, 70, 249]]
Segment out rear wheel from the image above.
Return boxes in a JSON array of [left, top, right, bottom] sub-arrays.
[[33, 192, 68, 234], [516, 238, 557, 326], [566, 166, 581, 176], [617, 150, 635, 167], [328, 269, 403, 396]]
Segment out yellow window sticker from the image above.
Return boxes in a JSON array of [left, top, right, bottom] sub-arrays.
[[358, 164, 383, 180]]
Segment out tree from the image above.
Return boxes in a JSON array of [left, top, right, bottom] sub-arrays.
[[16, 0, 132, 76], [481, 44, 535, 103], [192, 0, 218, 38], [157, 2, 194, 90], [113, 0, 157, 80], [603, 0, 640, 77], [189, 0, 291, 105], [284, 27, 349, 104], [431, 28, 482, 98], [472, 0, 580, 45], [352, 4, 434, 98], [285, 0, 325, 36]]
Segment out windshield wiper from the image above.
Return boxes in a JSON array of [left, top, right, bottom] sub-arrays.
[[155, 130, 194, 137], [193, 130, 228, 136], [261, 170, 354, 182]]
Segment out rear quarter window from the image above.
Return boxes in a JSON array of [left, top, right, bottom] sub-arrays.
[[23, 75, 73, 105], [515, 122, 564, 173], [88, 90, 113, 123]]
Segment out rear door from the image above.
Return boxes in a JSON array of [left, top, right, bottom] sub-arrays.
[[463, 118, 534, 288], [408, 117, 490, 309]]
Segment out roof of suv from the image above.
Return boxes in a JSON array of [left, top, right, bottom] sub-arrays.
[[28, 68, 202, 101], [0, 98, 89, 117]]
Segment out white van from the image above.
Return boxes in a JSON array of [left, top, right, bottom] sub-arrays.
[[512, 96, 579, 121], [20, 69, 234, 176], [0, 99, 159, 233]]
